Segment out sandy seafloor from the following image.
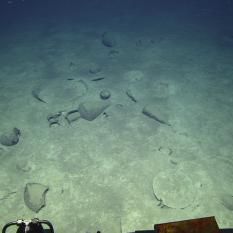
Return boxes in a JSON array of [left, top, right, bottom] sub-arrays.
[[0, 3, 233, 233]]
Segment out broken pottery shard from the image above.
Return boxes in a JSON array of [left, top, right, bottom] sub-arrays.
[[65, 109, 81, 124], [24, 183, 49, 213], [219, 193, 233, 211], [31, 88, 47, 103], [126, 89, 137, 102], [78, 100, 110, 121], [142, 105, 171, 126]]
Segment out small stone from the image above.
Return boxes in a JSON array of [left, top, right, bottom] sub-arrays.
[[16, 160, 31, 172], [100, 90, 111, 100], [102, 32, 116, 47], [123, 70, 144, 82], [108, 49, 119, 58], [89, 63, 101, 74], [0, 127, 21, 146]]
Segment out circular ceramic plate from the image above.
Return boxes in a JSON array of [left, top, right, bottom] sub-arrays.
[[39, 78, 88, 107], [153, 166, 202, 209]]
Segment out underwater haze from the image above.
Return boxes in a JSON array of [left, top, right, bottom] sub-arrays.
[[0, 0, 233, 232]]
